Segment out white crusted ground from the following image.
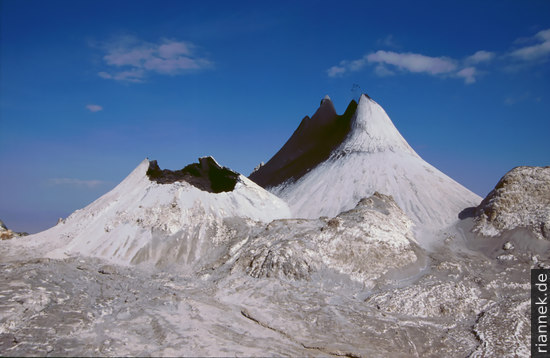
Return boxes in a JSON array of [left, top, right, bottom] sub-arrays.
[[231, 192, 421, 288], [0, 223, 540, 357]]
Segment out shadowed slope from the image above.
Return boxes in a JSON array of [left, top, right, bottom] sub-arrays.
[[249, 96, 357, 188]]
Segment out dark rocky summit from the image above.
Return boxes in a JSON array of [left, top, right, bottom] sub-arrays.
[[249, 96, 357, 188], [147, 156, 240, 193]]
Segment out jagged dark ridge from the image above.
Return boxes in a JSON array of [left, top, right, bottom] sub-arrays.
[[249, 98, 358, 188], [147, 157, 240, 193]]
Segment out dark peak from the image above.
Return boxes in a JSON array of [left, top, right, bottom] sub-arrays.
[[197, 156, 222, 171], [311, 95, 337, 126], [295, 115, 311, 132], [343, 98, 358, 116], [147, 157, 240, 193], [249, 96, 358, 188], [320, 94, 332, 105]]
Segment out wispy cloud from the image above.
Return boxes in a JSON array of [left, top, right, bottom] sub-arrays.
[[96, 36, 212, 83], [327, 65, 348, 77], [327, 29, 550, 85], [327, 50, 472, 82], [158, 41, 191, 59], [456, 67, 477, 84], [49, 178, 108, 188], [509, 28, 550, 61], [503, 92, 542, 106], [98, 69, 145, 83], [465, 50, 495, 64], [367, 51, 457, 75], [85, 104, 103, 112]]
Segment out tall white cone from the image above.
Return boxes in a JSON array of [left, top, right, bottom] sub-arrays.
[[253, 94, 481, 231]]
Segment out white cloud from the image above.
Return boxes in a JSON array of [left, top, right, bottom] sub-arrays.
[[465, 50, 495, 64], [509, 28, 550, 61], [327, 28, 550, 84], [50, 178, 107, 188], [116, 69, 145, 82], [538, 29, 550, 42], [85, 104, 103, 112], [367, 50, 457, 75], [327, 65, 348, 77], [158, 41, 191, 59], [456, 67, 476, 84], [348, 57, 368, 72], [328, 50, 460, 79], [104, 47, 154, 67], [143, 56, 210, 73], [98, 71, 112, 79], [98, 70, 144, 82], [97, 37, 212, 82]]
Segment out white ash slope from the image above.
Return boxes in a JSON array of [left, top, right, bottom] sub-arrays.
[[255, 94, 481, 232], [230, 192, 423, 288], [11, 157, 291, 267], [473, 166, 550, 240], [0, 172, 542, 357]]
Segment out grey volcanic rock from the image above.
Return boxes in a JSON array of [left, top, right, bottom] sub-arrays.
[[473, 166, 550, 240], [232, 192, 421, 287]]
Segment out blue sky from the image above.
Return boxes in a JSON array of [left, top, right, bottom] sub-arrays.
[[1, 0, 549, 233]]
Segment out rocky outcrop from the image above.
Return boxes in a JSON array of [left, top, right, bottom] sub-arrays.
[[0, 220, 26, 240], [473, 166, 550, 240], [232, 192, 422, 287]]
